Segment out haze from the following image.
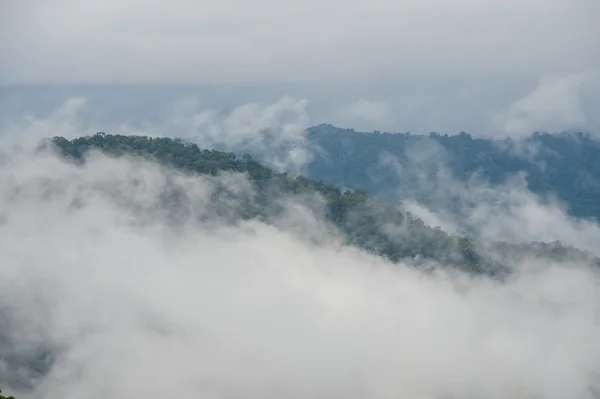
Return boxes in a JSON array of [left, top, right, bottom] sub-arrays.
[[1, 0, 599, 135]]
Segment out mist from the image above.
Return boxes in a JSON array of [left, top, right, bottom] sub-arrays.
[[378, 137, 600, 255], [2, 73, 600, 139], [1, 137, 600, 398]]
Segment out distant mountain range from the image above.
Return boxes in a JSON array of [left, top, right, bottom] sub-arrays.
[[46, 133, 599, 276], [305, 124, 600, 221]]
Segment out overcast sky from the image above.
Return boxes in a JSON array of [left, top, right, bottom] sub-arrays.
[[1, 0, 599, 135], [1, 0, 598, 84]]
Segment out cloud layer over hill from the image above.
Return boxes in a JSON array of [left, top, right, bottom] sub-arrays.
[[1, 138, 600, 398]]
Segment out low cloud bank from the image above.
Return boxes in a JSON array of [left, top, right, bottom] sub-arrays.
[[1, 144, 600, 398]]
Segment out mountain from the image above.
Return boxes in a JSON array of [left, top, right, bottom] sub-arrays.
[[305, 124, 600, 221], [46, 133, 599, 276], [2, 132, 598, 395]]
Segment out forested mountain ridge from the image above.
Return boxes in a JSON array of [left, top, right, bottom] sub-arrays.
[[306, 124, 600, 221], [46, 133, 599, 275]]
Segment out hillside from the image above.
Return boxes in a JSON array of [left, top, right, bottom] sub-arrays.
[[47, 133, 598, 275], [306, 124, 600, 221], [1, 132, 599, 395]]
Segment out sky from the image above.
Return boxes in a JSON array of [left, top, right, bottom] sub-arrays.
[[1, 0, 599, 135], [1, 0, 598, 84]]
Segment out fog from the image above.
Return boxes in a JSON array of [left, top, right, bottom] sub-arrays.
[[1, 131, 600, 398]]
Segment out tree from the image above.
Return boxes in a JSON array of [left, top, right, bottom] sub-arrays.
[[0, 389, 16, 399]]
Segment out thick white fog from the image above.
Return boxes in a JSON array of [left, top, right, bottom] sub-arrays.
[[1, 142, 600, 398]]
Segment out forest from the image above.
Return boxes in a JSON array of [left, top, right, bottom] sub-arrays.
[[306, 124, 600, 221], [47, 133, 599, 276]]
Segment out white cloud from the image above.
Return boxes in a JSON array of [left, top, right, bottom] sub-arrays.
[[0, 96, 314, 172], [0, 97, 90, 148], [1, 146, 600, 398], [381, 141, 600, 255], [491, 70, 600, 137], [163, 96, 312, 171]]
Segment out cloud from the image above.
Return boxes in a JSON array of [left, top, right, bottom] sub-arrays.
[[491, 70, 600, 137], [162, 96, 312, 172], [2, 0, 599, 137], [0, 96, 314, 172], [0, 98, 90, 148], [1, 0, 597, 84], [1, 138, 600, 398], [2, 76, 600, 138], [380, 137, 600, 255], [336, 99, 393, 129]]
